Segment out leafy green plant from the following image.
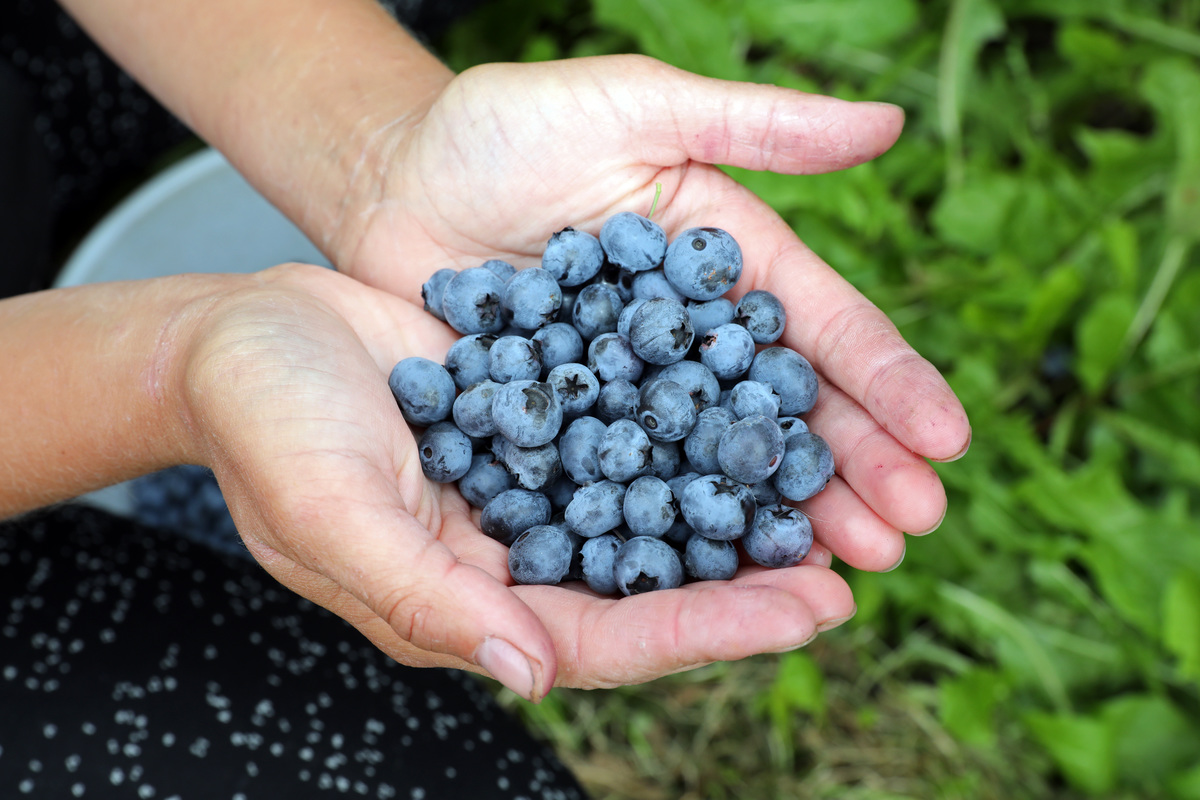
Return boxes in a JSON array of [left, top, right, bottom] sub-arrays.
[[440, 1, 1200, 797]]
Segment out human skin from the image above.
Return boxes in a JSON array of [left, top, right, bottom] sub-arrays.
[[37, 0, 971, 699]]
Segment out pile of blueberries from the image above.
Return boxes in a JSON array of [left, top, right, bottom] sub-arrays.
[[389, 212, 835, 597]]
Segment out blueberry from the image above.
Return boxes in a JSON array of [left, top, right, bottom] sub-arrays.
[[488, 335, 542, 384], [587, 332, 644, 383], [718, 415, 786, 485], [698, 323, 756, 380], [598, 418, 653, 483], [481, 489, 552, 546], [733, 290, 786, 344], [545, 474, 579, 511], [595, 378, 639, 424], [491, 437, 563, 492], [565, 479, 627, 538], [748, 347, 819, 416], [452, 380, 502, 438], [636, 378, 698, 443], [444, 333, 497, 391], [491, 380, 562, 448], [747, 478, 783, 507], [686, 297, 736, 337], [631, 269, 686, 303], [658, 359, 721, 413], [648, 439, 681, 481], [503, 267, 563, 330], [683, 406, 737, 475], [663, 227, 743, 301], [441, 266, 507, 335], [508, 525, 574, 585], [772, 431, 835, 502], [546, 363, 600, 419], [421, 268, 456, 321], [573, 284, 625, 341], [679, 474, 756, 541], [389, 357, 457, 427], [614, 537, 684, 595], [542, 227, 605, 287], [531, 323, 584, 375], [558, 416, 607, 485], [622, 475, 676, 538], [580, 533, 622, 595], [417, 422, 474, 483], [777, 416, 809, 443], [481, 258, 517, 282], [616, 297, 649, 339], [683, 534, 739, 581], [457, 454, 515, 509], [628, 298, 694, 366], [728, 380, 782, 420], [742, 504, 813, 568], [593, 263, 636, 303], [599, 211, 667, 273]]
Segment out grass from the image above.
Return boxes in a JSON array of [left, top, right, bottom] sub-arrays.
[[438, 1, 1200, 797]]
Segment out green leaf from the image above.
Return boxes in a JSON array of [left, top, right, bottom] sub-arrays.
[[1102, 694, 1200, 790], [1018, 262, 1084, 356], [938, 667, 1005, 747], [1075, 293, 1137, 394], [761, 650, 827, 723], [938, 0, 1006, 183], [743, 0, 919, 57], [929, 173, 1021, 255], [1163, 570, 1200, 685], [592, 0, 748, 80], [1024, 711, 1116, 795]]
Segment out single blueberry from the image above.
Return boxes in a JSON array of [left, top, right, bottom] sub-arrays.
[[452, 380, 502, 438], [417, 422, 474, 483], [565, 479, 627, 538], [613, 537, 684, 595], [698, 323, 757, 380], [683, 406, 737, 475], [389, 357, 457, 427], [683, 534, 739, 581], [573, 284, 625, 341], [587, 332, 645, 383], [742, 504, 814, 568], [547, 363, 600, 419], [508, 525, 574, 585], [580, 534, 623, 596], [488, 335, 542, 384], [679, 474, 757, 541], [717, 415, 786, 485], [558, 416, 608, 485], [772, 431, 835, 502], [441, 267, 507, 335], [421, 268, 456, 321], [444, 333, 498, 392], [733, 290, 787, 344], [531, 323, 584, 376], [748, 347, 819, 416], [457, 454, 515, 509], [481, 489, 552, 546], [663, 227, 743, 301], [503, 267, 563, 330], [542, 227, 605, 287], [491, 380, 563, 448], [599, 211, 667, 273], [598, 419, 653, 483], [686, 297, 736, 337], [595, 378, 640, 424], [636, 378, 698, 443], [628, 297, 694, 366], [728, 380, 782, 420], [623, 476, 676, 538]]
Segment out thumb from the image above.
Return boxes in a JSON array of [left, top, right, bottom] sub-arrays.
[[236, 476, 559, 702], [598, 54, 905, 174]]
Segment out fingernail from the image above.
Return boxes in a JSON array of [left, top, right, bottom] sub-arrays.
[[911, 504, 947, 536], [882, 547, 906, 573], [475, 637, 536, 701], [771, 629, 819, 653], [817, 604, 857, 632], [932, 427, 972, 463]]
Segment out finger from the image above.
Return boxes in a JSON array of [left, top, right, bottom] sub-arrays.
[[516, 564, 852, 689], [799, 475, 905, 573], [593, 54, 906, 174], [806, 376, 948, 536]]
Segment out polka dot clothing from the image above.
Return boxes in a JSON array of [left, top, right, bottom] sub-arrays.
[[0, 505, 588, 799]]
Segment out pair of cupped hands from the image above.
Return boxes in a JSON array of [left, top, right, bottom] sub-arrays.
[[183, 55, 969, 701]]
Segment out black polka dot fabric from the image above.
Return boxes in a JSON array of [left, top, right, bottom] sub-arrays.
[[0, 505, 587, 799]]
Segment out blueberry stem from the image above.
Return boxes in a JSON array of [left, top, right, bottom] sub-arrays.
[[647, 182, 663, 220]]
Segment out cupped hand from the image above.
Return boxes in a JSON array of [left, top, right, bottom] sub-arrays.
[[334, 55, 971, 577], [183, 264, 853, 698]]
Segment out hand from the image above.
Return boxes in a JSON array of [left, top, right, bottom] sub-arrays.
[[332, 59, 969, 580], [181, 264, 856, 699]]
